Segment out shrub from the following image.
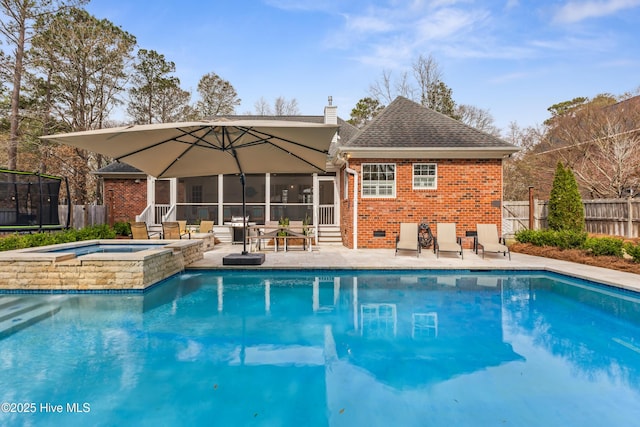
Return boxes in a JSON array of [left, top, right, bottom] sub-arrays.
[[553, 230, 588, 249], [515, 229, 586, 249], [624, 242, 640, 263], [515, 229, 546, 246], [74, 224, 116, 240], [0, 224, 117, 252], [582, 237, 624, 257], [113, 221, 131, 236], [0, 234, 26, 251]]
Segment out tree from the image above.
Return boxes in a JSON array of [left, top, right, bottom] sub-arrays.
[[273, 96, 299, 115], [548, 162, 585, 232], [545, 97, 588, 124], [369, 69, 413, 104], [502, 122, 545, 200], [253, 97, 270, 115], [426, 80, 458, 118], [127, 49, 187, 124], [251, 97, 300, 115], [348, 97, 384, 128], [0, 0, 87, 171], [30, 7, 135, 131], [27, 7, 135, 204], [368, 53, 459, 119], [455, 104, 499, 136], [195, 72, 240, 117], [154, 83, 193, 123], [542, 94, 640, 198]]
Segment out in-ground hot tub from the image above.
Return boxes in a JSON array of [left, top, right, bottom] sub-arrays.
[[0, 239, 204, 291], [36, 242, 169, 256]]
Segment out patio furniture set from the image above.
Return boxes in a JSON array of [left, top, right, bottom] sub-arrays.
[[396, 222, 510, 260]]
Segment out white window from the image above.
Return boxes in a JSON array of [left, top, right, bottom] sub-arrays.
[[362, 163, 396, 197], [413, 163, 437, 189]]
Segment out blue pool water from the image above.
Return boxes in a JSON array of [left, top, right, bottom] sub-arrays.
[[36, 243, 168, 256], [1, 270, 640, 426]]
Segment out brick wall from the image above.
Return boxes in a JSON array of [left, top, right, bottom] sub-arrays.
[[104, 179, 147, 225], [340, 158, 503, 249]]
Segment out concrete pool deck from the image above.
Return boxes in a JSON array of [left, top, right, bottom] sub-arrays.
[[189, 243, 640, 293]]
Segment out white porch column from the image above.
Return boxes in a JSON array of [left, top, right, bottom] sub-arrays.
[[218, 174, 224, 225], [265, 173, 271, 223], [312, 173, 318, 229], [170, 178, 177, 206]]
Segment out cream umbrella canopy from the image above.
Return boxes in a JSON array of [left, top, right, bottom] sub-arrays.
[[41, 119, 339, 264]]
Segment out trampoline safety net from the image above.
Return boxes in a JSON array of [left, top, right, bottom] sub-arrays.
[[0, 169, 65, 229]]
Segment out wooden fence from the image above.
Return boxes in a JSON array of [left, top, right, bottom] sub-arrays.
[[59, 205, 107, 229], [503, 198, 640, 238]]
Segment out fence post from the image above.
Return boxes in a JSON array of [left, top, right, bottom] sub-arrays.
[[528, 186, 535, 230], [628, 197, 633, 238]]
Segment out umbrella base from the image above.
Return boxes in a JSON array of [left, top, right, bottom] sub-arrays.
[[222, 252, 266, 265]]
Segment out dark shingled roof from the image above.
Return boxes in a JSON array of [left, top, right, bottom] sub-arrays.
[[95, 162, 144, 174], [343, 96, 516, 150]]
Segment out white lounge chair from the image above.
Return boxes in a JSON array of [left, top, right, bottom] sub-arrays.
[[476, 223, 510, 260], [435, 223, 463, 259], [395, 223, 420, 257]]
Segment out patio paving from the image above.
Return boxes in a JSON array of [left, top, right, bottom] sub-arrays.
[[189, 243, 640, 293]]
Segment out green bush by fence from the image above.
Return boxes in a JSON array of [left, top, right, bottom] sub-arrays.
[[515, 229, 640, 263], [0, 224, 116, 252], [514, 229, 587, 249]]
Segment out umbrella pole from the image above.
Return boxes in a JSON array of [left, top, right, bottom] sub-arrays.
[[241, 172, 248, 255]]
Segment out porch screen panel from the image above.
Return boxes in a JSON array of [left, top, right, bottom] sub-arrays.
[[177, 175, 218, 222], [270, 174, 313, 222], [223, 174, 265, 223]]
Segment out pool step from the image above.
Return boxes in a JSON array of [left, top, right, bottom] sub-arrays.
[[0, 297, 63, 338]]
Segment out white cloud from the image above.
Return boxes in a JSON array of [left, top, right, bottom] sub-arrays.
[[346, 15, 395, 33], [554, 0, 640, 23], [414, 8, 485, 41]]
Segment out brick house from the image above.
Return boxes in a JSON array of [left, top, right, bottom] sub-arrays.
[[334, 96, 518, 249], [97, 96, 518, 247]]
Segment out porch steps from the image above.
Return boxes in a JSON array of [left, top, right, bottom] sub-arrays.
[[212, 226, 233, 244], [318, 226, 342, 245], [0, 296, 64, 338]]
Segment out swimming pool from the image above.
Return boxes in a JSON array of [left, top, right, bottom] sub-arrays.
[[1, 270, 639, 426]]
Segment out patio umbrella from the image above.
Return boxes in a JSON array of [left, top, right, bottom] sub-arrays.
[[41, 119, 338, 265]]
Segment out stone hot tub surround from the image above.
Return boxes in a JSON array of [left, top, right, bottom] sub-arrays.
[[0, 239, 204, 291]]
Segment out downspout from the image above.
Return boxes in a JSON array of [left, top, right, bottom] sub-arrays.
[[344, 165, 358, 250]]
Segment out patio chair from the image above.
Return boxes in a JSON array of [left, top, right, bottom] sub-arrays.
[[199, 220, 214, 233], [130, 222, 161, 239], [395, 223, 420, 257], [178, 220, 189, 236], [434, 223, 463, 259], [162, 221, 190, 239], [476, 224, 510, 260]]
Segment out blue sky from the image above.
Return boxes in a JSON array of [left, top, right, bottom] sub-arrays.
[[85, 0, 640, 133]]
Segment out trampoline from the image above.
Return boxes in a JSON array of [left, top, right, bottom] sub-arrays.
[[0, 169, 70, 233]]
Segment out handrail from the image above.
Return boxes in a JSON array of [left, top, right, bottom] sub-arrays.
[[136, 204, 153, 223], [162, 204, 177, 222]]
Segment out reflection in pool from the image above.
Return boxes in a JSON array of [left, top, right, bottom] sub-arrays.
[[0, 270, 639, 426]]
